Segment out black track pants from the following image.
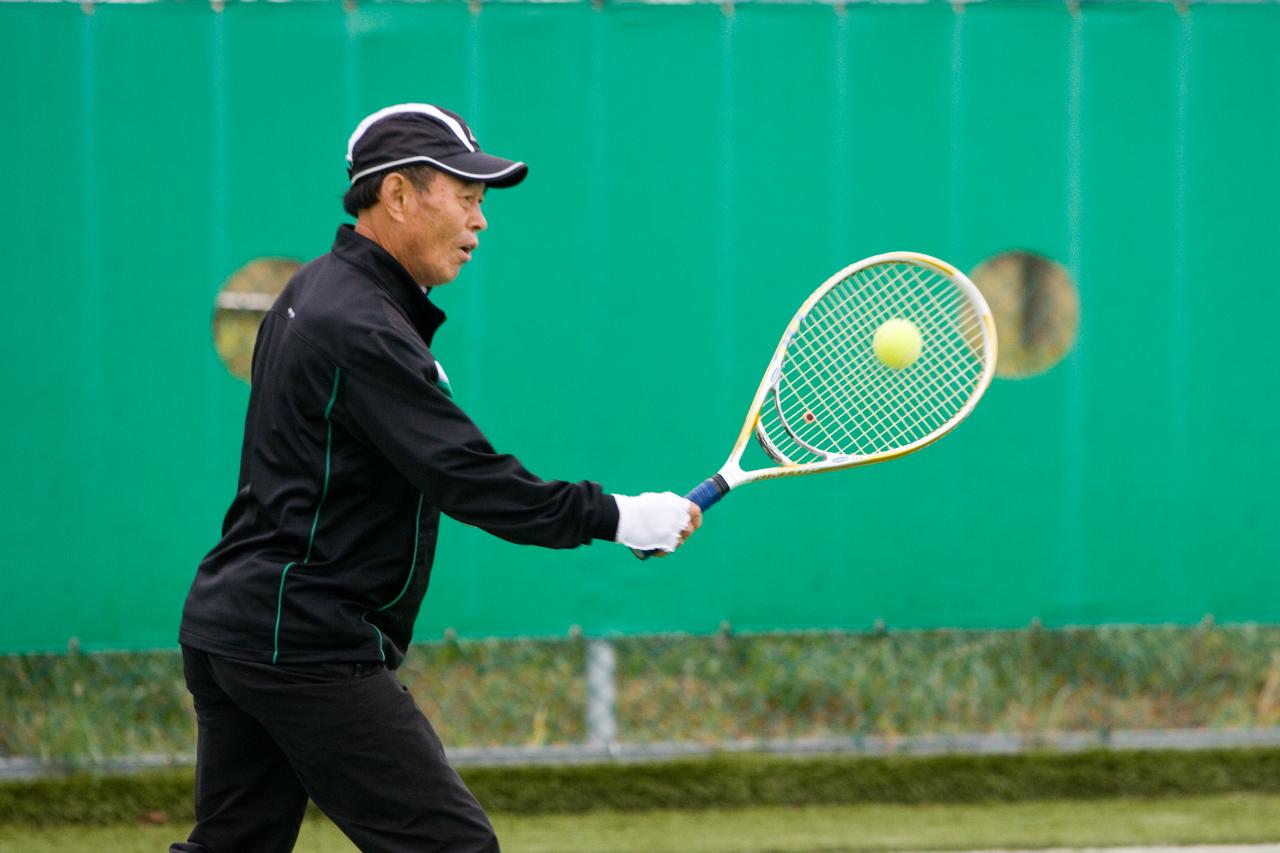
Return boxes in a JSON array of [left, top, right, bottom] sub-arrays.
[[170, 646, 499, 853]]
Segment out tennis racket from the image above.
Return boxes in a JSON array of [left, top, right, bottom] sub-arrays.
[[635, 251, 997, 559]]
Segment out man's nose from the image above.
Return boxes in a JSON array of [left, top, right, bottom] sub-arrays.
[[472, 209, 488, 232]]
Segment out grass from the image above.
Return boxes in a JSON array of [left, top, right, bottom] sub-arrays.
[[6, 622, 1280, 766], [11, 749, 1280, 824], [617, 620, 1280, 740], [5, 793, 1280, 853]]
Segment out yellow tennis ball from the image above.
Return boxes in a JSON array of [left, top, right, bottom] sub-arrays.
[[873, 318, 923, 370]]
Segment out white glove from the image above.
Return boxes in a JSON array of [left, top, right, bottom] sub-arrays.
[[613, 492, 692, 552]]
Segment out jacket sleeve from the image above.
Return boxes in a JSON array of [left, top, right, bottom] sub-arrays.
[[337, 321, 619, 549]]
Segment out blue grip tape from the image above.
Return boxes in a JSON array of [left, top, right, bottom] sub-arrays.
[[685, 476, 728, 512]]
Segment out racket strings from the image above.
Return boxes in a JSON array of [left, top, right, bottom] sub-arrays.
[[831, 265, 984, 443], [794, 278, 982, 453], [759, 261, 988, 462], [801, 268, 977, 427], [792, 271, 982, 454], [775, 319, 980, 460], [780, 270, 895, 441], [786, 276, 968, 453]]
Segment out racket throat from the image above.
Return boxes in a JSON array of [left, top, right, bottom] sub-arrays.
[[714, 458, 749, 490]]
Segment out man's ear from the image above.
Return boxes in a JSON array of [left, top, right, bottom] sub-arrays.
[[379, 172, 413, 223]]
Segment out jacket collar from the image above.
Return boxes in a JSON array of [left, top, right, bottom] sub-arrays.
[[331, 224, 447, 346]]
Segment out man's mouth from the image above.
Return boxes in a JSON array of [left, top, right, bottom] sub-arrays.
[[459, 243, 477, 261]]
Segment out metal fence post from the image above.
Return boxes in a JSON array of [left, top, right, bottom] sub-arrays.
[[585, 638, 618, 751]]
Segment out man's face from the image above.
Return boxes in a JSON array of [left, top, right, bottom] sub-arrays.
[[398, 171, 488, 287]]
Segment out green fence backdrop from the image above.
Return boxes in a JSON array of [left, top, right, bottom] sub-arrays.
[[2, 0, 1277, 653]]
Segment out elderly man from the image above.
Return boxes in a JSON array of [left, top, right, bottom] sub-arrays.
[[172, 103, 699, 853]]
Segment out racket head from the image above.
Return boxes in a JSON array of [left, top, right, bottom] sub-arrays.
[[726, 252, 996, 483]]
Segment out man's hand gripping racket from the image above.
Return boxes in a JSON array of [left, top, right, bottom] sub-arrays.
[[632, 251, 997, 559]]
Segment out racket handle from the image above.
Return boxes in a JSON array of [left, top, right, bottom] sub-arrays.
[[686, 474, 729, 511], [630, 474, 728, 560]]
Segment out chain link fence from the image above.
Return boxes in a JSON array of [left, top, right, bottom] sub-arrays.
[[4, 622, 1280, 778]]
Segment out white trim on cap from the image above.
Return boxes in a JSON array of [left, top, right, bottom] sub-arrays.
[[349, 155, 527, 186], [345, 103, 475, 164]]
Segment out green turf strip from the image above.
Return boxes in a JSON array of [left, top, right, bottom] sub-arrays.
[[5, 794, 1280, 853], [7, 749, 1280, 827]]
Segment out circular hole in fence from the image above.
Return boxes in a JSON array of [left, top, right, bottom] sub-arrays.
[[969, 250, 1079, 379], [212, 258, 301, 382]]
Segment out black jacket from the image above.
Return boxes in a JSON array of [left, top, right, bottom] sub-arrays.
[[180, 225, 619, 668]]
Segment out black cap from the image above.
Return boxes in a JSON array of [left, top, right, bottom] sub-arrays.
[[345, 103, 528, 189]]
